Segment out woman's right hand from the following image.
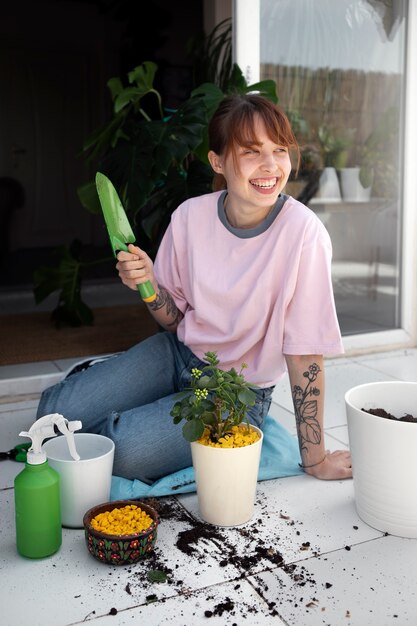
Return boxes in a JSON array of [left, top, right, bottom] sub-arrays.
[[115, 244, 157, 293], [304, 449, 352, 480]]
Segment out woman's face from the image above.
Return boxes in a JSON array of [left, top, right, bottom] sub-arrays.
[[209, 114, 292, 212]]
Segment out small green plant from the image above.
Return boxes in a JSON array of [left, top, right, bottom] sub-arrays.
[[170, 351, 257, 443], [317, 125, 352, 169], [359, 106, 399, 197]]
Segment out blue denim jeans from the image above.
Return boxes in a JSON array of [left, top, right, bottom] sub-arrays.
[[37, 332, 274, 483]]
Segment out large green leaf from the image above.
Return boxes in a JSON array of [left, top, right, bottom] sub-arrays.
[[128, 62, 158, 90], [114, 87, 161, 115], [152, 97, 208, 179], [51, 296, 93, 328], [190, 84, 225, 163], [182, 418, 205, 442], [107, 77, 124, 100], [33, 242, 95, 327], [238, 388, 257, 407], [245, 79, 278, 102], [147, 569, 168, 583]]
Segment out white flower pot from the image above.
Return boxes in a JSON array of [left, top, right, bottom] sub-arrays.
[[345, 381, 417, 538], [339, 167, 371, 201], [190, 425, 263, 526], [315, 166, 341, 202], [44, 433, 115, 528]]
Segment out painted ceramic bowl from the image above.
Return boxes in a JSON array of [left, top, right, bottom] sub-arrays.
[[83, 499, 160, 565]]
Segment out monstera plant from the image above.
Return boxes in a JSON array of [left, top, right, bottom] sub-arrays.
[[33, 21, 278, 326]]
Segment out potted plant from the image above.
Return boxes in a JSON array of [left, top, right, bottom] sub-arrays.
[[315, 125, 353, 201], [286, 143, 322, 204], [33, 53, 278, 327], [170, 351, 263, 527], [345, 380, 417, 538], [337, 131, 373, 202], [339, 163, 372, 202], [358, 106, 399, 200]]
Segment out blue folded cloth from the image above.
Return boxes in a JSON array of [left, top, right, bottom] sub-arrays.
[[110, 414, 303, 500]]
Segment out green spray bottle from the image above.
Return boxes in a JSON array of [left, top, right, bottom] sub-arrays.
[[14, 413, 82, 558]]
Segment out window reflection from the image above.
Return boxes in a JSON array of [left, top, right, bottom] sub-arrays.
[[260, 0, 406, 335]]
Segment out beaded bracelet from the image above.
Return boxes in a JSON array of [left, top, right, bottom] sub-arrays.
[[298, 454, 327, 469]]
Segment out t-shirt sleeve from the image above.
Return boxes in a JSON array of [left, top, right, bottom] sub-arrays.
[[153, 221, 189, 314], [282, 225, 344, 356]]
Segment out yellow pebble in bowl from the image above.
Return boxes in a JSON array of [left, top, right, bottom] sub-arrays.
[[90, 504, 153, 535]]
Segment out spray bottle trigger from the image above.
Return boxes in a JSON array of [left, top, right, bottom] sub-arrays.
[[53, 416, 82, 461]]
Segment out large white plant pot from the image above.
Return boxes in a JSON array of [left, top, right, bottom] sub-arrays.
[[345, 381, 417, 538], [190, 426, 263, 527]]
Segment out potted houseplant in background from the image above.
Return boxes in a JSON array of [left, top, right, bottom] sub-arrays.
[[314, 124, 352, 202], [170, 351, 263, 527], [345, 380, 417, 539], [338, 130, 373, 202], [358, 106, 399, 201], [287, 143, 322, 205], [339, 162, 372, 202], [339, 107, 399, 203], [33, 19, 278, 328]]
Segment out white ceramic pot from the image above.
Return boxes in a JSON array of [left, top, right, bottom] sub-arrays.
[[345, 381, 417, 538], [43, 433, 115, 528], [315, 166, 341, 202], [339, 167, 371, 201], [190, 425, 263, 527]]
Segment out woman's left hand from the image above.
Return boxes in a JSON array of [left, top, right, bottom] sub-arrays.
[[304, 450, 352, 480]]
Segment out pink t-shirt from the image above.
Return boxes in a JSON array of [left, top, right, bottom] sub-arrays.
[[154, 190, 344, 387]]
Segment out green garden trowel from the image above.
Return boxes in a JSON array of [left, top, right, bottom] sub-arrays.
[[96, 172, 156, 303]]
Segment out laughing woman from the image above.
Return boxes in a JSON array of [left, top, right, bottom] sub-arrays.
[[37, 94, 352, 483]]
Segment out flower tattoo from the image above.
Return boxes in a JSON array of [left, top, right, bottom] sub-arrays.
[[292, 362, 322, 453]]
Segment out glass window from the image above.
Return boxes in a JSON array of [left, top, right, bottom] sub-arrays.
[[259, 0, 407, 335]]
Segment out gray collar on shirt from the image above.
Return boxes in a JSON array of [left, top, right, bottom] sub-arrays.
[[217, 190, 288, 239]]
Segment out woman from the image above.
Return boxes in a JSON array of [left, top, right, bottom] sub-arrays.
[[37, 94, 352, 482]]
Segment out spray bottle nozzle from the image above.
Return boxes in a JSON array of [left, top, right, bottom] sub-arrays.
[[19, 413, 82, 465]]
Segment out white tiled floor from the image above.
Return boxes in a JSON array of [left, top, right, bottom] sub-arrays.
[[1, 348, 417, 626]]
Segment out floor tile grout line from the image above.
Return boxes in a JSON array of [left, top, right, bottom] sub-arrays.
[[348, 360, 403, 380], [66, 567, 289, 625], [285, 534, 388, 566], [246, 573, 292, 625]]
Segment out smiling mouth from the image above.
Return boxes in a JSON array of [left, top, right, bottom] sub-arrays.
[[250, 177, 278, 190]]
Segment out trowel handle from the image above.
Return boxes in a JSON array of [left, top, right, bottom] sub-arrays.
[[137, 281, 156, 303], [115, 241, 156, 303]]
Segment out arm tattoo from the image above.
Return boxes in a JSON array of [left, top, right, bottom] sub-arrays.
[[291, 362, 322, 453], [148, 285, 184, 327]]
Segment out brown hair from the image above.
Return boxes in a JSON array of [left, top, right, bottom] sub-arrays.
[[208, 94, 300, 191]]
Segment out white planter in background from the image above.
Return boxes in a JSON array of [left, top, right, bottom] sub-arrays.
[[339, 167, 371, 201], [315, 166, 342, 201], [190, 425, 263, 527], [345, 381, 417, 538]]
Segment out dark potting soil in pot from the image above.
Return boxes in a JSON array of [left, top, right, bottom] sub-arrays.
[[362, 408, 417, 423]]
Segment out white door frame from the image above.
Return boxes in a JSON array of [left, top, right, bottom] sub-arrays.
[[233, 0, 417, 354]]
